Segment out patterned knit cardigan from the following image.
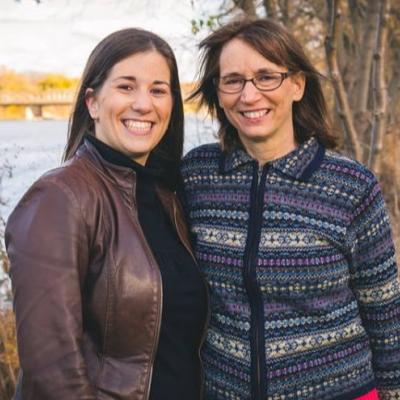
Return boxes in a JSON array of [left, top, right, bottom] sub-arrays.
[[181, 137, 400, 400]]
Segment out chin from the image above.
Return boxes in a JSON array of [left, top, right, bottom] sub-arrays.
[[241, 130, 273, 141]]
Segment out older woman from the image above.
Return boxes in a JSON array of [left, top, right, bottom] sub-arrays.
[[6, 28, 207, 400], [181, 18, 400, 400]]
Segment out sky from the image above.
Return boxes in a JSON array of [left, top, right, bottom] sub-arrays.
[[0, 0, 218, 81]]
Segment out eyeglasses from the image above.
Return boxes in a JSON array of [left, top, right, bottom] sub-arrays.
[[215, 71, 294, 94]]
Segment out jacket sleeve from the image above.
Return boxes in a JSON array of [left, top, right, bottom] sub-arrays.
[[5, 177, 96, 400], [347, 175, 400, 400]]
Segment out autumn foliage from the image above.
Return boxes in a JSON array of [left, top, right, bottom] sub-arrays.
[[0, 218, 18, 398], [0, 67, 79, 119]]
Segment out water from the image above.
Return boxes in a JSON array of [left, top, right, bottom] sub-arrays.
[[0, 115, 217, 220]]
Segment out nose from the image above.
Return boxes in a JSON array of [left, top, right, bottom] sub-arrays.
[[131, 89, 153, 113], [240, 80, 261, 103]]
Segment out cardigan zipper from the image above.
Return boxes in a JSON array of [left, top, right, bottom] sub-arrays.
[[243, 163, 268, 400]]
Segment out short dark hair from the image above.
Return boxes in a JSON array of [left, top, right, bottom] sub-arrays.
[[64, 28, 184, 187], [189, 17, 336, 151]]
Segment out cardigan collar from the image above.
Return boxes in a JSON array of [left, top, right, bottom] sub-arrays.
[[221, 136, 325, 181]]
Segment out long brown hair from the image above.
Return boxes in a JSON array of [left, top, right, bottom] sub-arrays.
[[64, 28, 184, 187], [189, 17, 336, 152]]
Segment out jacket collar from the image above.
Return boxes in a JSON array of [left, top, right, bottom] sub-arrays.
[[74, 139, 194, 258], [75, 139, 137, 195], [221, 137, 325, 181]]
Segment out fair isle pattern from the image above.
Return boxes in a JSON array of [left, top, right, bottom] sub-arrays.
[[181, 138, 400, 400]]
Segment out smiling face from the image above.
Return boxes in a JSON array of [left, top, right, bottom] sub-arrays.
[[85, 50, 173, 165], [217, 38, 305, 162]]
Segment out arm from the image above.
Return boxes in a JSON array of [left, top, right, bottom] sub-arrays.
[[348, 176, 400, 400], [178, 160, 198, 249], [5, 177, 96, 400]]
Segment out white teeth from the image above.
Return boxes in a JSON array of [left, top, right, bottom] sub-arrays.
[[123, 120, 152, 131], [242, 110, 268, 119]]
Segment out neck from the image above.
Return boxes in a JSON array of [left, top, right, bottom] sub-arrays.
[[240, 131, 297, 166]]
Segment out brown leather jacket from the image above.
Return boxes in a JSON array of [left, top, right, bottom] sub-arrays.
[[5, 141, 202, 400]]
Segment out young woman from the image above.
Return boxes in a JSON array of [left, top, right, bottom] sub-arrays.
[[6, 28, 208, 400], [181, 17, 400, 400]]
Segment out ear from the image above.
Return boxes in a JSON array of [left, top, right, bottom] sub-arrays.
[[291, 72, 306, 102], [85, 88, 99, 119]]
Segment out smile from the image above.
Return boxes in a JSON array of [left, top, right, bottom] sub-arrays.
[[240, 109, 270, 119], [122, 119, 153, 133]]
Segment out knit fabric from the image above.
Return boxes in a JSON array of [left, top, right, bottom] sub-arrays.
[[181, 137, 400, 400]]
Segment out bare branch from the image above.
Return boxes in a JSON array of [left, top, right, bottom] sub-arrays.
[[347, 0, 365, 46], [355, 1, 379, 113], [325, 0, 362, 160], [368, 0, 391, 172], [388, 54, 400, 124], [351, 1, 380, 160], [232, 0, 257, 17], [263, 0, 280, 20], [280, 0, 290, 24]]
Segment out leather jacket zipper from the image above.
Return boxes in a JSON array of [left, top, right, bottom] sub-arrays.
[[144, 272, 163, 400], [243, 163, 268, 400]]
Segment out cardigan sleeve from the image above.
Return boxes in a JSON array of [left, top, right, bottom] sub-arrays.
[[347, 175, 400, 400], [5, 177, 96, 400]]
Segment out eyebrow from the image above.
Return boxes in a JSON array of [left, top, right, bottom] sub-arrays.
[[113, 76, 170, 86], [220, 68, 281, 78]]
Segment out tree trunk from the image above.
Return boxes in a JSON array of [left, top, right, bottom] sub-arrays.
[[325, 0, 362, 160], [387, 48, 400, 125], [368, 0, 390, 172], [263, 0, 280, 20], [353, 1, 380, 159], [280, 0, 290, 25], [354, 1, 379, 113]]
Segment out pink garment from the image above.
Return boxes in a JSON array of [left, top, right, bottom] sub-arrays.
[[354, 389, 379, 400]]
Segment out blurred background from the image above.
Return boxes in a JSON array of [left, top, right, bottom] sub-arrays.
[[0, 0, 399, 398]]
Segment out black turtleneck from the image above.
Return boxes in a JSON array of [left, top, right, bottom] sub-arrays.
[[86, 135, 207, 400]]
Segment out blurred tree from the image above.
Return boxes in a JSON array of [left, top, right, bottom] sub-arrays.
[[36, 74, 79, 91], [0, 69, 35, 93]]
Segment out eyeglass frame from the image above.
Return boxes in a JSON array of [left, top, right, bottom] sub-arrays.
[[214, 70, 295, 94]]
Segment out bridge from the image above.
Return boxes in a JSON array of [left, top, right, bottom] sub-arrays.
[[0, 85, 196, 119], [0, 90, 76, 119]]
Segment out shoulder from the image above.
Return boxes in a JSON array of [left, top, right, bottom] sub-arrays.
[[323, 150, 376, 179], [181, 142, 221, 174], [9, 157, 98, 221], [42, 158, 95, 194], [318, 149, 379, 194], [182, 142, 221, 163]]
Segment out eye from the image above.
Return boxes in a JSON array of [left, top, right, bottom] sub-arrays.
[[223, 77, 244, 86], [118, 84, 134, 92], [257, 73, 276, 82], [151, 86, 170, 96]]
